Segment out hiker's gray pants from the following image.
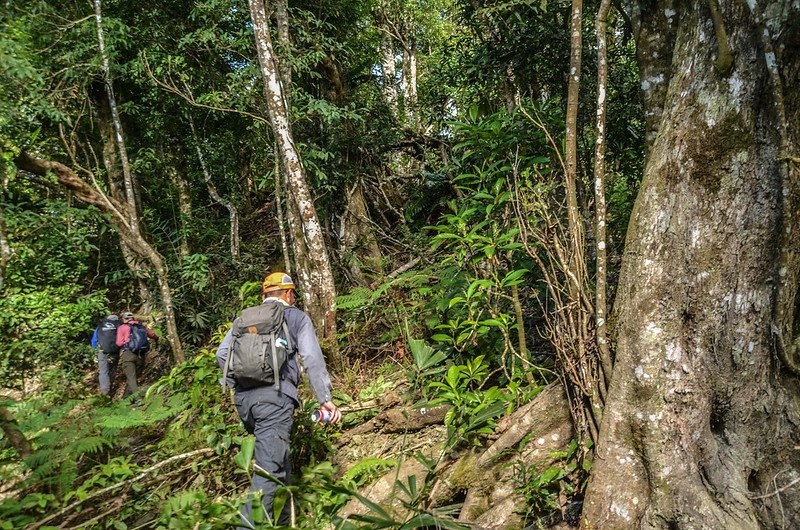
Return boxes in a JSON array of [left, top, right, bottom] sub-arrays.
[[120, 349, 145, 397], [235, 387, 295, 526], [97, 351, 119, 395]]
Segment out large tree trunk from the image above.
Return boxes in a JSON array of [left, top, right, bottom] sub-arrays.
[[247, 0, 340, 367], [583, 2, 800, 528], [340, 180, 383, 286]]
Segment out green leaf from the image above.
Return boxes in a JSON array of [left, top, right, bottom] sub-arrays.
[[501, 269, 529, 286], [233, 436, 255, 471]]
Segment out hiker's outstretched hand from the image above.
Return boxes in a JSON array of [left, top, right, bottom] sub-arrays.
[[320, 401, 342, 424]]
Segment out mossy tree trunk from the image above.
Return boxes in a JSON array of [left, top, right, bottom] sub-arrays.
[[583, 1, 800, 528]]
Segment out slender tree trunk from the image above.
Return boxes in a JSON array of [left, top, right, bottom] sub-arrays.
[[502, 65, 520, 113], [402, 42, 419, 131], [173, 165, 192, 259], [565, 0, 585, 314], [247, 0, 340, 366], [560, 0, 602, 444], [95, 90, 153, 312], [275, 153, 292, 275], [593, 0, 613, 388], [583, 2, 800, 527], [93, 0, 139, 233], [188, 118, 240, 262], [271, 0, 296, 276], [380, 35, 398, 114]]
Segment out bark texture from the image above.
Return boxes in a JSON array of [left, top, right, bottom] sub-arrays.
[[341, 181, 383, 286], [380, 35, 398, 113], [247, 0, 339, 364], [401, 43, 418, 131], [173, 165, 192, 259], [583, 2, 800, 528]]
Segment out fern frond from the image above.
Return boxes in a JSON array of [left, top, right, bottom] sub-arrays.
[[71, 436, 113, 456], [95, 395, 184, 430], [342, 457, 398, 486], [335, 288, 375, 310], [25, 447, 57, 470]]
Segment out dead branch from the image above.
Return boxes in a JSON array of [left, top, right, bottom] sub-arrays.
[[29, 448, 214, 530]]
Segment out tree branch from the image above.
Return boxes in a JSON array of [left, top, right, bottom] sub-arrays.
[[140, 54, 270, 125], [29, 448, 214, 530]]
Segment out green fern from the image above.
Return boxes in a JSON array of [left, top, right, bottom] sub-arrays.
[[72, 435, 113, 456], [95, 395, 185, 430], [342, 457, 398, 487], [335, 287, 375, 310]]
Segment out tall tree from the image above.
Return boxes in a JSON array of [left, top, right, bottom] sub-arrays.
[[93, 87, 154, 310], [583, 1, 800, 527], [92, 0, 183, 361], [247, 0, 340, 364]]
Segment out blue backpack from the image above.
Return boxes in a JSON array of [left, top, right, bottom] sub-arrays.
[[126, 323, 151, 354]]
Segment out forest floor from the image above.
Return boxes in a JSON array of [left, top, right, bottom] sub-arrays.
[[2, 348, 578, 529]]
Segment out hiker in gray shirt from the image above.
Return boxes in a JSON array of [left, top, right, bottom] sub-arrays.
[[216, 272, 341, 526]]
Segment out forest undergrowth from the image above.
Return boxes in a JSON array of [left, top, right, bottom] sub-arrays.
[[0, 260, 580, 530], [0, 105, 604, 529]]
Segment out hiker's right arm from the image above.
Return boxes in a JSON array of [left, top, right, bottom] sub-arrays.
[[294, 313, 332, 405]]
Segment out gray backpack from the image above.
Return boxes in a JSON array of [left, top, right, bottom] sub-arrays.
[[223, 303, 293, 390]]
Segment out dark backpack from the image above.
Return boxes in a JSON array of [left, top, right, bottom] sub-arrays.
[[125, 323, 151, 355], [97, 318, 120, 354], [223, 303, 292, 391]]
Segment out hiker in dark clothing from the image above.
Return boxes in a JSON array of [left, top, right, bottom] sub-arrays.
[[116, 312, 158, 397], [216, 272, 341, 527], [91, 314, 121, 396]]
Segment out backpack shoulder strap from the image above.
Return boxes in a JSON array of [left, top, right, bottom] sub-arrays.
[[282, 321, 293, 353], [269, 330, 281, 392]]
